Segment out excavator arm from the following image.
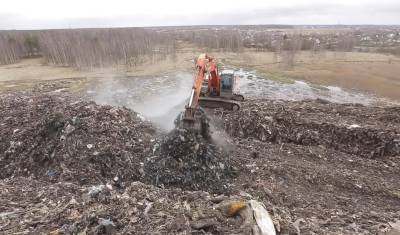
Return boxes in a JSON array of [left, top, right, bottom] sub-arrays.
[[181, 54, 217, 135]]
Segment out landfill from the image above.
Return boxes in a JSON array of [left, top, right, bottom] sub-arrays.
[[1, 81, 400, 234]]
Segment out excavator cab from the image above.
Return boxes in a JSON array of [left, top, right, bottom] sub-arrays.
[[219, 70, 244, 102]]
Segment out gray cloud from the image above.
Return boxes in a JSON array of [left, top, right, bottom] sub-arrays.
[[1, 2, 400, 29]]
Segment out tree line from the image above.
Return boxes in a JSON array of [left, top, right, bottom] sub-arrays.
[[178, 29, 243, 52], [1, 27, 389, 69], [0, 28, 175, 68], [0, 31, 41, 64]]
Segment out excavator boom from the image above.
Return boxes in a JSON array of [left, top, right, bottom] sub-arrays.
[[181, 54, 211, 135]]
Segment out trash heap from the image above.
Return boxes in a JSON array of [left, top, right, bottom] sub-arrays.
[[0, 93, 156, 184], [216, 99, 400, 158], [0, 177, 261, 234], [144, 127, 234, 193], [1, 83, 400, 235]]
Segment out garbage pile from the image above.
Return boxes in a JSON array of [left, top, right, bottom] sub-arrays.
[[229, 137, 400, 234], [216, 99, 400, 158], [0, 177, 257, 234], [0, 93, 156, 184], [144, 127, 235, 193], [1, 82, 400, 235]]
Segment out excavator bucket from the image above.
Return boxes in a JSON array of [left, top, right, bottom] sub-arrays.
[[176, 106, 210, 138]]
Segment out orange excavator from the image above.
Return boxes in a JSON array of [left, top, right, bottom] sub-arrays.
[[179, 54, 244, 136]]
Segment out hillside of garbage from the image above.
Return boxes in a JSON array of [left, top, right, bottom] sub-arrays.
[[1, 82, 399, 234]]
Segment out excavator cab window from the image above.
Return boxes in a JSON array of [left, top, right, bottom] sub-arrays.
[[220, 73, 233, 91]]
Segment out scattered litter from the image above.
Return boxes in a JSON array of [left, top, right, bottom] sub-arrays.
[[93, 218, 115, 234], [348, 124, 361, 129], [249, 200, 276, 235], [64, 124, 76, 135], [218, 200, 247, 217], [88, 185, 106, 198]]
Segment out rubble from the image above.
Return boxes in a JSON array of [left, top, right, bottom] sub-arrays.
[[0, 178, 252, 234], [215, 99, 400, 158], [229, 137, 400, 234], [144, 128, 235, 193], [0, 93, 156, 185]]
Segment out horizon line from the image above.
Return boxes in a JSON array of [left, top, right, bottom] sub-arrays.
[[1, 24, 400, 31]]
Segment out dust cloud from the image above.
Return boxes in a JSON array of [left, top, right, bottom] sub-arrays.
[[87, 72, 193, 131], [86, 68, 396, 132]]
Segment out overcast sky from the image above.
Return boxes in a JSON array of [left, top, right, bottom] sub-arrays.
[[1, 0, 400, 29]]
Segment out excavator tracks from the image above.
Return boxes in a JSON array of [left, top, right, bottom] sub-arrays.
[[199, 97, 241, 111]]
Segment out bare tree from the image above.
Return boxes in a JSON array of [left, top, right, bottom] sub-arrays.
[[181, 29, 243, 52], [280, 34, 302, 70], [0, 32, 24, 64], [0, 28, 175, 68]]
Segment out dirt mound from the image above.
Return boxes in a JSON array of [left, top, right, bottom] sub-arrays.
[[144, 128, 235, 193], [216, 99, 400, 158], [0, 93, 156, 184]]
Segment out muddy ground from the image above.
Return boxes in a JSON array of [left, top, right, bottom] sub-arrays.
[[1, 80, 400, 234]]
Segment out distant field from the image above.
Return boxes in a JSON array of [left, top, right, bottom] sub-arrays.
[[0, 49, 399, 101], [0, 56, 192, 92], [213, 50, 400, 101]]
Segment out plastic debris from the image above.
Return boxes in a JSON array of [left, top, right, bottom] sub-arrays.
[[249, 200, 276, 235], [218, 200, 247, 217]]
